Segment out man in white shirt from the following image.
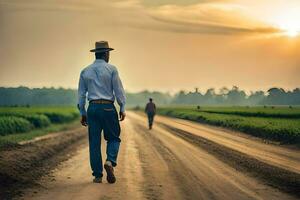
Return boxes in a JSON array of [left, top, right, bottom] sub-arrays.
[[78, 41, 126, 184]]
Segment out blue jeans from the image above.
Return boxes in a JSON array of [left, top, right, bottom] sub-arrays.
[[87, 103, 121, 178], [147, 112, 155, 127]]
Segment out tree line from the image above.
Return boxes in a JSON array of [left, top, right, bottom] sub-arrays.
[[0, 87, 77, 106], [0, 86, 299, 107], [172, 86, 300, 106]]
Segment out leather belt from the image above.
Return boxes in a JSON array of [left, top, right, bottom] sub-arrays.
[[90, 99, 113, 104]]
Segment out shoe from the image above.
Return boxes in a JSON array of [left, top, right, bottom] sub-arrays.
[[104, 161, 116, 184], [93, 177, 102, 183]]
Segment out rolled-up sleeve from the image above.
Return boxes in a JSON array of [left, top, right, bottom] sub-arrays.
[[78, 71, 87, 116], [112, 68, 126, 112]]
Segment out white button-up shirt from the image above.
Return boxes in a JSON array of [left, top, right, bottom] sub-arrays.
[[77, 59, 126, 116]]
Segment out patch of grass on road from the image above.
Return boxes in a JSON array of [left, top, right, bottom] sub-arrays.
[[156, 107, 300, 144]]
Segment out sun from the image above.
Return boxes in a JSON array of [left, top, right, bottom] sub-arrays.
[[280, 22, 300, 37], [276, 11, 300, 37], [286, 30, 299, 37]]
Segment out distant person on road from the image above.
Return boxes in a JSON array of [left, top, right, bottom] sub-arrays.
[[145, 98, 156, 130], [77, 41, 126, 184]]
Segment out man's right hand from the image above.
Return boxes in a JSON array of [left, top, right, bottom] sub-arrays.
[[119, 112, 126, 121], [80, 115, 88, 126]]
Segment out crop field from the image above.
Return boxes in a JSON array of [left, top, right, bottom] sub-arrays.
[[156, 106, 300, 144], [0, 106, 79, 136], [0, 106, 79, 148]]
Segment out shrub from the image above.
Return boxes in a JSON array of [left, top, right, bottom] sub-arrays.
[[23, 114, 51, 128], [0, 107, 79, 137], [0, 116, 33, 136], [43, 112, 79, 123], [0, 113, 51, 128], [157, 107, 300, 144]]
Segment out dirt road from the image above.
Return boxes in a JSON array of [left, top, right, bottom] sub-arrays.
[[22, 112, 299, 200]]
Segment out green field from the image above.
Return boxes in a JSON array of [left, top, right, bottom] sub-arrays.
[[156, 106, 300, 144], [0, 106, 80, 148]]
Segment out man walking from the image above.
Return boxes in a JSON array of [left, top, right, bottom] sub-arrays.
[[145, 98, 156, 130], [78, 41, 126, 184]]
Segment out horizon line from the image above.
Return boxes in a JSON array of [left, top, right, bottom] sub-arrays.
[[1, 85, 299, 94]]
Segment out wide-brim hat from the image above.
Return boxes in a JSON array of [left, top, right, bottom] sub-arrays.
[[90, 41, 114, 53]]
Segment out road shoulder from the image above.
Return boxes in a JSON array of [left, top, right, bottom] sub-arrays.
[[0, 126, 87, 200]]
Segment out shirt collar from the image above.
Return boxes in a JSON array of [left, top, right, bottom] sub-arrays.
[[94, 59, 106, 63]]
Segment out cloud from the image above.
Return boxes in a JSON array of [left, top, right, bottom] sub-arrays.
[[109, 0, 280, 35], [0, 0, 280, 35], [147, 16, 278, 35], [0, 0, 96, 12], [145, 2, 280, 35], [141, 0, 228, 7], [147, 17, 279, 35]]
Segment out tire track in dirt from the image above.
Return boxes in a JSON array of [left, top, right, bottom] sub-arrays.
[[130, 118, 183, 200], [133, 124, 216, 200], [155, 114, 300, 174], [129, 112, 296, 200], [157, 123, 300, 197]]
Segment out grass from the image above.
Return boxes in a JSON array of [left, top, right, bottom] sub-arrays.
[[0, 121, 80, 149], [0, 106, 78, 113], [0, 106, 79, 136], [0, 106, 80, 149], [195, 106, 300, 118], [0, 116, 33, 135], [155, 106, 300, 144]]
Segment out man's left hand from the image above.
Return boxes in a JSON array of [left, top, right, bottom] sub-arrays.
[[81, 115, 88, 126], [119, 112, 126, 121]]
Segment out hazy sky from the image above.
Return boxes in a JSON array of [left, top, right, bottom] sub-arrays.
[[0, 0, 299, 93]]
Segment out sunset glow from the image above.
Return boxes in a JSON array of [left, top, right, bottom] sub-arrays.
[[280, 24, 300, 37], [275, 10, 300, 37], [0, 0, 299, 92]]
